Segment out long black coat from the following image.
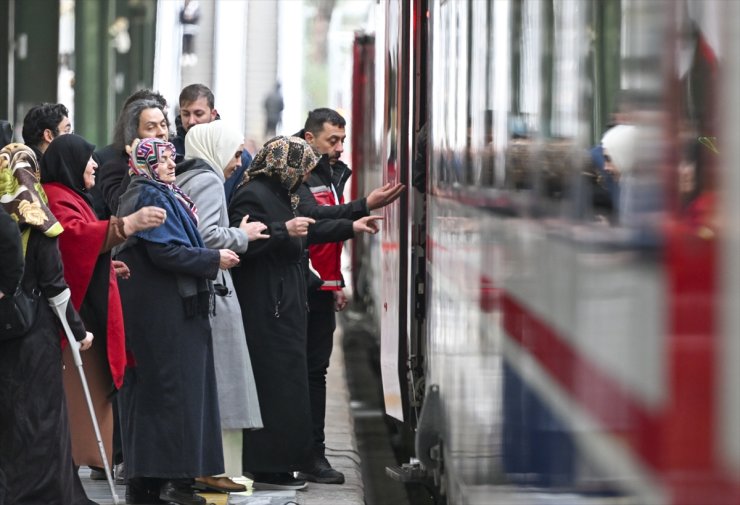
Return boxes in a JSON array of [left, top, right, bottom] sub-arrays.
[[0, 230, 89, 505], [116, 239, 223, 479], [229, 176, 354, 472]]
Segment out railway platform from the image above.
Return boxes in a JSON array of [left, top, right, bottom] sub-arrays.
[[81, 329, 364, 505]]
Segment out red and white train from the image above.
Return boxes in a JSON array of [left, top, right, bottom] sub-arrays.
[[349, 1, 740, 504]]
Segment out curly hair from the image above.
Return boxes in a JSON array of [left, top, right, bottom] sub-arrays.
[[21, 103, 69, 149]]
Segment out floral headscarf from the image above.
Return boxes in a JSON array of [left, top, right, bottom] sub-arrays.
[[0, 143, 63, 237], [241, 135, 320, 209], [128, 137, 199, 224]]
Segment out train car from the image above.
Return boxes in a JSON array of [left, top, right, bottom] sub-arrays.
[[350, 0, 740, 504]]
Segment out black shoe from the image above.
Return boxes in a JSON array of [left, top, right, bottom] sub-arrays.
[[126, 478, 166, 504], [297, 455, 345, 484], [89, 466, 107, 481], [159, 480, 205, 505], [250, 472, 308, 491]]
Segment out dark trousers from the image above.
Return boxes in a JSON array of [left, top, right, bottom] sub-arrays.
[[306, 307, 336, 453]]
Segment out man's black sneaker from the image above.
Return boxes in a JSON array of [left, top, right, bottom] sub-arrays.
[[250, 472, 308, 491], [297, 455, 345, 484]]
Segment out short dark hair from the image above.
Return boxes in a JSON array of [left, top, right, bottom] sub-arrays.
[[112, 90, 169, 147], [21, 103, 69, 148], [304, 108, 346, 137], [179, 84, 214, 109]]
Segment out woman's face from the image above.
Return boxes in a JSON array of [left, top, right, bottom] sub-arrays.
[[83, 156, 98, 189], [224, 143, 244, 180], [156, 149, 177, 183]]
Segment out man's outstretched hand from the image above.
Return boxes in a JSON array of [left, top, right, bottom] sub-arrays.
[[366, 182, 405, 210]]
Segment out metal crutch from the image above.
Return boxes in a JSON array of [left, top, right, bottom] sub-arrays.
[[49, 288, 121, 505]]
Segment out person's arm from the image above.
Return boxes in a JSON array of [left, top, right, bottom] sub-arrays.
[[0, 207, 23, 297], [306, 218, 355, 245], [183, 172, 249, 253], [144, 241, 221, 281], [34, 233, 87, 340], [296, 182, 369, 220], [229, 185, 294, 260]]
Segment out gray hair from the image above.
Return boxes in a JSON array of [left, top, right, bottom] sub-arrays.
[[113, 98, 166, 150]]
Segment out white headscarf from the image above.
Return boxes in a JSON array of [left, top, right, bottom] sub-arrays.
[[184, 121, 244, 181], [601, 124, 638, 175]]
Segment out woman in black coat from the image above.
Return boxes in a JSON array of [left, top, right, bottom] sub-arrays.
[[0, 143, 95, 505], [228, 136, 378, 490], [115, 138, 239, 505]]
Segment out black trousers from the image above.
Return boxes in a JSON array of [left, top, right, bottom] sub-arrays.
[[306, 306, 336, 453]]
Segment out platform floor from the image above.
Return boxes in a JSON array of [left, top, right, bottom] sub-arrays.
[[82, 328, 363, 505]]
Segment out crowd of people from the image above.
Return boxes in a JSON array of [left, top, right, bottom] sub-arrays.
[[0, 84, 404, 505]]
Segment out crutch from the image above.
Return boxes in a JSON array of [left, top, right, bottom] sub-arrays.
[[49, 288, 121, 505]]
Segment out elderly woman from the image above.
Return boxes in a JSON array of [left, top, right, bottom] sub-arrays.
[[227, 136, 380, 490], [0, 144, 96, 505], [175, 121, 267, 493], [39, 134, 166, 477], [115, 138, 238, 505]]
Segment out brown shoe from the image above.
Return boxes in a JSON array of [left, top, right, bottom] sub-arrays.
[[193, 476, 247, 493]]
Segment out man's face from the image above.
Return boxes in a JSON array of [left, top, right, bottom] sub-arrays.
[[137, 108, 169, 140], [305, 123, 345, 165], [40, 116, 72, 153], [180, 97, 217, 132], [56, 116, 72, 136]]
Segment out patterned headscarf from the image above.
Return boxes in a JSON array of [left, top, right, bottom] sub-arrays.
[[0, 143, 63, 237], [184, 121, 244, 181], [128, 137, 199, 224], [241, 135, 320, 209]]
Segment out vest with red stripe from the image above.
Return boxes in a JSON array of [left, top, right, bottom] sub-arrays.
[[308, 182, 344, 291]]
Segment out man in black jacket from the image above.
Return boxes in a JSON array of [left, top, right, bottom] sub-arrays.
[[295, 108, 404, 484]]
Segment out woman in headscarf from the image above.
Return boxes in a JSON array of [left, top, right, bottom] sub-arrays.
[[116, 137, 239, 505], [0, 143, 97, 505], [227, 135, 318, 491], [40, 133, 166, 481], [175, 121, 266, 494], [227, 135, 381, 490]]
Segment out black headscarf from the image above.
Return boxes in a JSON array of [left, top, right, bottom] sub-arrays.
[[40, 134, 96, 206]]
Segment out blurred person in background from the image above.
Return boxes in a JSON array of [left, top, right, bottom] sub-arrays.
[[263, 82, 284, 138], [0, 143, 97, 505], [180, 0, 201, 67], [176, 121, 268, 494], [116, 138, 238, 505]]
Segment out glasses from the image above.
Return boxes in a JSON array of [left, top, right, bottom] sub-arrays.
[[235, 150, 243, 160]]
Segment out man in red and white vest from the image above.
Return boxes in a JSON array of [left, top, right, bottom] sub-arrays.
[[295, 108, 403, 484]]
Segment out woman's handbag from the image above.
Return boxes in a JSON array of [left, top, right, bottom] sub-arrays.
[[0, 284, 39, 340]]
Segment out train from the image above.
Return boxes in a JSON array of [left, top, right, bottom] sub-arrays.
[[348, 1, 740, 504]]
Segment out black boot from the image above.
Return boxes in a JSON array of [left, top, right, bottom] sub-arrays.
[[296, 450, 345, 485], [126, 477, 165, 504], [159, 480, 205, 505]]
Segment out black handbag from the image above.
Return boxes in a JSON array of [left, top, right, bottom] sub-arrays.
[[0, 284, 39, 340]]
